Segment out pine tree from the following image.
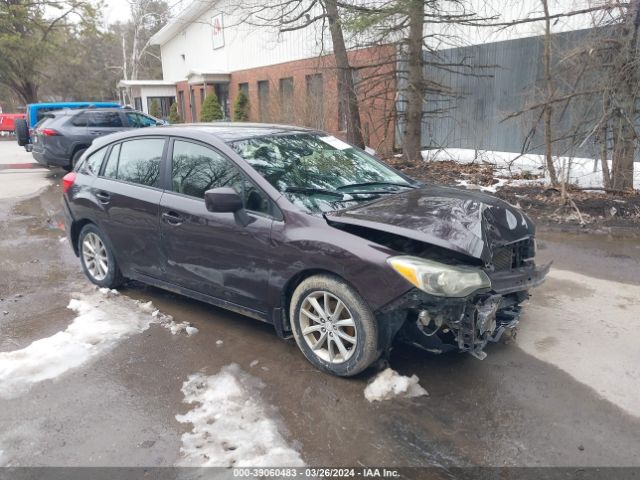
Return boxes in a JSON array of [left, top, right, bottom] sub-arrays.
[[200, 92, 223, 121], [149, 99, 161, 118], [233, 90, 250, 121], [168, 102, 181, 123]]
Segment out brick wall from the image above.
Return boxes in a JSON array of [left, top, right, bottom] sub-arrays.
[[228, 45, 397, 154]]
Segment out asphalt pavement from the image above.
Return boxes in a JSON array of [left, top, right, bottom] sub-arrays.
[[1, 140, 639, 470]]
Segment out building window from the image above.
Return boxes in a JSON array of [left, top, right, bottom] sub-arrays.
[[258, 80, 270, 122], [134, 97, 143, 111], [279, 77, 294, 123], [200, 88, 205, 106], [239, 83, 249, 95], [146, 96, 175, 119], [305, 73, 323, 129]]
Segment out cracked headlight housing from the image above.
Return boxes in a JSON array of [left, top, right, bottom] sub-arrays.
[[387, 256, 491, 297]]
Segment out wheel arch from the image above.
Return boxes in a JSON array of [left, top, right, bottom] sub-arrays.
[[275, 268, 360, 338], [70, 218, 95, 256]]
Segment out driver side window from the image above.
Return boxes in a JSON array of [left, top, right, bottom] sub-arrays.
[[171, 140, 271, 215]]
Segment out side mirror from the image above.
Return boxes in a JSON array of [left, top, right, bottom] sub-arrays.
[[156, 119, 168, 126], [204, 187, 243, 213]]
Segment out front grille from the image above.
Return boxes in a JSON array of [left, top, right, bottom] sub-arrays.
[[492, 238, 535, 271]]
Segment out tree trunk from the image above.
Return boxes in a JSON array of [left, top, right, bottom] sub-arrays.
[[541, 0, 559, 186], [402, 0, 424, 162], [612, 119, 635, 190], [17, 81, 38, 104], [611, 0, 640, 191], [324, 0, 365, 148], [600, 125, 612, 189]]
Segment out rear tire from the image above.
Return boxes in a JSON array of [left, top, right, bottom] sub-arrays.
[[290, 274, 379, 377], [78, 224, 123, 289], [66, 148, 87, 172], [15, 119, 29, 146]]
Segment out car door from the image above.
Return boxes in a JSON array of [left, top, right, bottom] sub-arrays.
[[91, 136, 168, 279], [159, 138, 276, 315]]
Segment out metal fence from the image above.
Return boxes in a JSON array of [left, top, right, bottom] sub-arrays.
[[396, 28, 603, 158]]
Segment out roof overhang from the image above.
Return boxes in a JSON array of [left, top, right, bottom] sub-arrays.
[[187, 71, 230, 84], [117, 80, 176, 88]]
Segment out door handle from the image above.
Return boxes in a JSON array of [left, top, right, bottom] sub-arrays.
[[162, 211, 184, 225], [95, 190, 110, 203], [88, 130, 103, 136]]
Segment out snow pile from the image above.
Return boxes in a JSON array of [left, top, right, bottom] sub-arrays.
[[175, 364, 304, 467], [364, 368, 428, 403], [422, 148, 640, 190], [150, 307, 198, 336], [0, 291, 154, 399]]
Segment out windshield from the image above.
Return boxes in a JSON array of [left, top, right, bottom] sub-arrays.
[[230, 133, 416, 213]]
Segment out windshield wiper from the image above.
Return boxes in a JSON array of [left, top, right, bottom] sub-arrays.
[[336, 181, 417, 191], [285, 186, 345, 198]]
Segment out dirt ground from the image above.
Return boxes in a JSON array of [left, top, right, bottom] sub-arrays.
[[388, 158, 640, 231]]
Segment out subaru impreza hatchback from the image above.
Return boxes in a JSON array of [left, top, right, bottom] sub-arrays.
[[62, 124, 549, 376]]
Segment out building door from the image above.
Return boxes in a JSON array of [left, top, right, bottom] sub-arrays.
[[214, 83, 230, 120]]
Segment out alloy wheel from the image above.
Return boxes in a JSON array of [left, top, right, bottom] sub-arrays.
[[82, 232, 109, 281], [299, 291, 358, 363]]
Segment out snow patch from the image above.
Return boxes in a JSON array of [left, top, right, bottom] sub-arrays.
[[364, 368, 428, 402], [422, 148, 640, 190], [175, 364, 304, 467], [250, 360, 259, 368], [216, 340, 223, 346], [98, 287, 119, 297], [0, 291, 154, 399], [150, 307, 198, 336]]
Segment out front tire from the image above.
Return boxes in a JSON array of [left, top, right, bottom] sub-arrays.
[[290, 275, 379, 377], [78, 224, 123, 289]]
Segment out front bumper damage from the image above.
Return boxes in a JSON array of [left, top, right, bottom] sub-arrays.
[[377, 262, 551, 359]]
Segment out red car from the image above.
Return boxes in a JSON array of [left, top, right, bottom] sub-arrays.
[[0, 113, 26, 133]]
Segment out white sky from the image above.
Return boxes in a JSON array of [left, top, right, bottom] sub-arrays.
[[102, 0, 134, 25]]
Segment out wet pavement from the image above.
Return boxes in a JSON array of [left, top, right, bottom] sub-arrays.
[[1, 141, 639, 468]]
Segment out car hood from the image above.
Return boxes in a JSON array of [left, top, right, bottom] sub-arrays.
[[324, 184, 535, 263]]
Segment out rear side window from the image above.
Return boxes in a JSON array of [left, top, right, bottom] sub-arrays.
[[79, 147, 107, 175], [73, 111, 123, 128], [171, 140, 271, 214], [102, 138, 164, 187]]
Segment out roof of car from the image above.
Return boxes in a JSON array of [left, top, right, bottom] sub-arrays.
[[164, 123, 318, 142], [89, 122, 322, 149]]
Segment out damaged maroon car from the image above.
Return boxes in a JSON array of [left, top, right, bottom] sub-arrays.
[[62, 124, 549, 376]]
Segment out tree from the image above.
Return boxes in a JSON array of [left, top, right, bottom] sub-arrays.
[[500, 1, 639, 191], [342, 0, 493, 161], [229, 0, 365, 147], [0, 0, 98, 104], [200, 93, 223, 122], [118, 0, 169, 104], [233, 90, 250, 121], [149, 99, 161, 118], [168, 102, 182, 123]]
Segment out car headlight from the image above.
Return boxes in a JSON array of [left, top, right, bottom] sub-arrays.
[[387, 256, 491, 297]]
